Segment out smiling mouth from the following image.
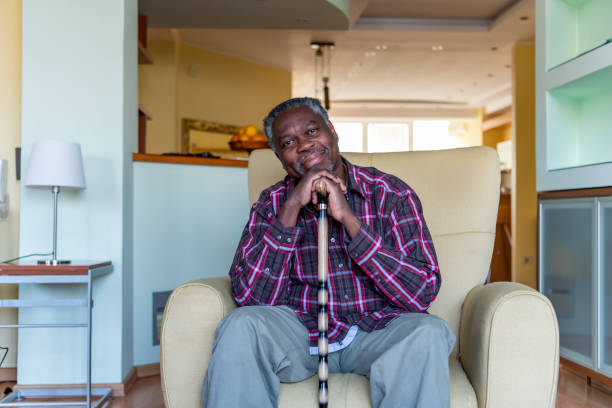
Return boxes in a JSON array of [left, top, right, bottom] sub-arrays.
[[297, 147, 331, 174]]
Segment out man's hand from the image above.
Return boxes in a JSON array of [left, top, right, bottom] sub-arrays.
[[278, 169, 334, 228], [312, 172, 362, 239], [278, 169, 362, 238]]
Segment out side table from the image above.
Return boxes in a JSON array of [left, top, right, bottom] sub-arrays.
[[0, 260, 113, 407]]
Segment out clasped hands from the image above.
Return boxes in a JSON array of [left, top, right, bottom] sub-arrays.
[[278, 169, 362, 238]]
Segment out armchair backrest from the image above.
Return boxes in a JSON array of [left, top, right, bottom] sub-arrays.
[[248, 147, 500, 344]]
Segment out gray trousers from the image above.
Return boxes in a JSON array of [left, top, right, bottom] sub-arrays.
[[202, 305, 455, 408]]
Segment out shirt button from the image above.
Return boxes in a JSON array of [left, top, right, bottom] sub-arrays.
[[338, 263, 343, 268], [344, 294, 349, 299], [277, 235, 282, 240], [286, 238, 291, 243], [330, 237, 336, 243], [264, 268, 269, 273]]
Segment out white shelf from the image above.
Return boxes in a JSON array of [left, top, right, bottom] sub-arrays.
[[536, 0, 612, 191], [543, 42, 612, 91], [545, 0, 612, 71]]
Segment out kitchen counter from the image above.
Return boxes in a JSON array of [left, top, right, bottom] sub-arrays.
[[132, 153, 249, 168]]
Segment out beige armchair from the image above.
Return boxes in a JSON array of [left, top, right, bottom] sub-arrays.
[[161, 147, 559, 408]]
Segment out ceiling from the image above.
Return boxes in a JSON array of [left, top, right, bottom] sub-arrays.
[[140, 0, 535, 115]]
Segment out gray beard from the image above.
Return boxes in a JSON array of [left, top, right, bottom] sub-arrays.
[[296, 147, 334, 175]]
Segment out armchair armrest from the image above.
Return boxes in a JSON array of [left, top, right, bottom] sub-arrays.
[[459, 282, 559, 408], [160, 277, 236, 408]]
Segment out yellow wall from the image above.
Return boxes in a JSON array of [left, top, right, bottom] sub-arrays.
[[483, 123, 512, 149], [139, 40, 179, 153], [139, 35, 292, 154], [0, 0, 21, 369], [464, 108, 484, 147], [511, 43, 537, 289]]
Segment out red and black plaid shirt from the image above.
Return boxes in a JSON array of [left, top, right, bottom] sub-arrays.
[[230, 158, 441, 350]]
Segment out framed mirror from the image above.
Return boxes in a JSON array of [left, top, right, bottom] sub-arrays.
[[181, 118, 248, 159]]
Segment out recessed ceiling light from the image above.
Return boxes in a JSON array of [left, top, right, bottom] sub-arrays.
[[520, 16, 529, 20], [491, 46, 498, 51], [375, 44, 388, 51], [365, 51, 376, 57], [432, 45, 444, 51]]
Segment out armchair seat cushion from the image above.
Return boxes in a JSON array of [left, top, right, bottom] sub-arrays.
[[275, 358, 475, 408]]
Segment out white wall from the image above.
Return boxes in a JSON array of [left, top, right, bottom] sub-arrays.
[[132, 161, 249, 365], [19, 0, 136, 384]]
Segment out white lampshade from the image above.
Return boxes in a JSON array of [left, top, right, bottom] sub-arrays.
[[25, 140, 86, 189]]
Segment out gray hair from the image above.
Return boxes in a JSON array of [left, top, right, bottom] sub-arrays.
[[263, 97, 330, 153]]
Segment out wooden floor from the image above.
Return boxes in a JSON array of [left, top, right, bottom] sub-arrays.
[[3, 365, 612, 407], [109, 367, 612, 408], [556, 367, 612, 408], [109, 375, 163, 408]]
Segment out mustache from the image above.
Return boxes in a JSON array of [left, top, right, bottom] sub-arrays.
[[296, 147, 331, 174]]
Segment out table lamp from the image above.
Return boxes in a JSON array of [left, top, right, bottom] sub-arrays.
[[24, 140, 86, 265]]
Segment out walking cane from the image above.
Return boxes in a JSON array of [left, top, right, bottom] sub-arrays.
[[315, 179, 329, 408]]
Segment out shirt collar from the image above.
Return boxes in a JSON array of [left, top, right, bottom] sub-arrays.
[[343, 157, 366, 199]]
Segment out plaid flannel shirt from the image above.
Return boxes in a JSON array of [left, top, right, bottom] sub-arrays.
[[229, 158, 441, 350]]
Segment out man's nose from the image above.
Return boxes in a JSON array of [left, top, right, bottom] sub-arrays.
[[296, 136, 314, 152]]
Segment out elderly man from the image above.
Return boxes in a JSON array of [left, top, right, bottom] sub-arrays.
[[201, 97, 455, 408]]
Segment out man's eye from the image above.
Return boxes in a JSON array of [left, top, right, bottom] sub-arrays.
[[307, 128, 319, 135], [282, 139, 294, 148]]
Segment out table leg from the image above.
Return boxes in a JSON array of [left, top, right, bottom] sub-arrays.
[[87, 272, 92, 407]]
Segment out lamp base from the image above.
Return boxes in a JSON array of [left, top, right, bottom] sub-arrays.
[[37, 259, 72, 265]]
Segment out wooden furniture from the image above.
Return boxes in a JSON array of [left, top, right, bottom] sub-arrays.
[[228, 140, 270, 153], [138, 15, 152, 153], [489, 192, 511, 282], [137, 15, 153, 65], [132, 153, 248, 168], [0, 260, 113, 407]]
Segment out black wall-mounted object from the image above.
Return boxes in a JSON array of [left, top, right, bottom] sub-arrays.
[[152, 290, 173, 346], [15, 147, 20, 181]]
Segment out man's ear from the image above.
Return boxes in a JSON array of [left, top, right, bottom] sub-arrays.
[[328, 121, 339, 143], [273, 149, 286, 170]]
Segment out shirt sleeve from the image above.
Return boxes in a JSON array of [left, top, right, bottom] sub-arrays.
[[347, 190, 440, 312], [229, 200, 302, 306]]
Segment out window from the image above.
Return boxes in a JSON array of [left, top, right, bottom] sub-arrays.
[[333, 122, 363, 152], [413, 120, 459, 151], [332, 119, 475, 153], [367, 123, 410, 153]]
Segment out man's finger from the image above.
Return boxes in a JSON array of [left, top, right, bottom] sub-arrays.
[[323, 174, 347, 194]]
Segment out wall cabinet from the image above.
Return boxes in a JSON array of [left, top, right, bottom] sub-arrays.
[[536, 0, 612, 191], [540, 196, 612, 379]]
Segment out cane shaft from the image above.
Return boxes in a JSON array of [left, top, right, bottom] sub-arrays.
[[317, 188, 329, 408]]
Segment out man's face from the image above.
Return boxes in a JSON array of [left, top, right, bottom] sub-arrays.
[[272, 106, 342, 179]]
